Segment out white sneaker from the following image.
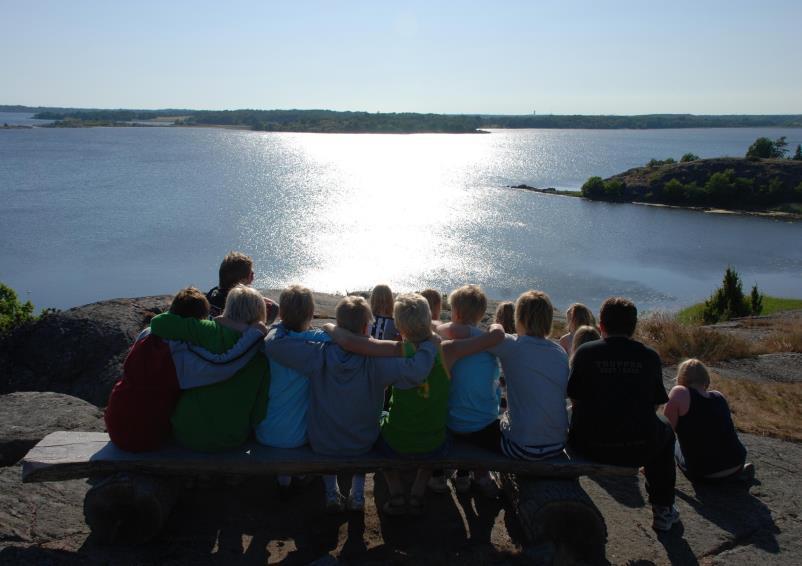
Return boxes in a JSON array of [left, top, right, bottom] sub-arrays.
[[652, 504, 680, 531]]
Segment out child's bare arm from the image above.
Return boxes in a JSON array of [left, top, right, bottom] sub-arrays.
[[442, 324, 505, 370], [323, 324, 403, 357], [436, 321, 472, 340], [663, 385, 690, 430]]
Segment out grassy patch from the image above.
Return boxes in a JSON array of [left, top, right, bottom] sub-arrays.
[[636, 313, 754, 365], [712, 375, 802, 442], [677, 295, 802, 324]]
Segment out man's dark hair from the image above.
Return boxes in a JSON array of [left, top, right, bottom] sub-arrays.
[[170, 287, 211, 319], [599, 297, 638, 337], [218, 251, 253, 291]]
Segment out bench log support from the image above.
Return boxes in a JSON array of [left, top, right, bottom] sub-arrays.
[[84, 473, 181, 544], [502, 473, 606, 563]]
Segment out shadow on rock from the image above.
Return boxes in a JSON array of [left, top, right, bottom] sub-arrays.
[[585, 474, 646, 508], [675, 478, 780, 556]]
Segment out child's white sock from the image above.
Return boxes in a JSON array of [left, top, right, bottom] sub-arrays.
[[350, 473, 366, 500]]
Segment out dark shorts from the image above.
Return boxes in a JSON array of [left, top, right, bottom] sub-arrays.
[[451, 419, 503, 453]]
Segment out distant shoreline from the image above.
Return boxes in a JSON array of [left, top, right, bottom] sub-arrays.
[[4, 106, 802, 133]]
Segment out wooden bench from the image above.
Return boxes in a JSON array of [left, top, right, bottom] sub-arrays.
[[22, 431, 637, 556]]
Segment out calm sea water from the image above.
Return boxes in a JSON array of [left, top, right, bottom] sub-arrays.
[[1, 112, 801, 312]]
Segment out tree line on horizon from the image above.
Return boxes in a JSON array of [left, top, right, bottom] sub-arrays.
[[17, 106, 802, 133]]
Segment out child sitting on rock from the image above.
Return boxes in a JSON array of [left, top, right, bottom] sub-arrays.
[[326, 293, 504, 515], [570, 325, 601, 360], [559, 303, 596, 354], [663, 358, 753, 482], [369, 284, 399, 340], [104, 287, 265, 452], [206, 251, 278, 321], [420, 288, 443, 330], [494, 301, 515, 334]]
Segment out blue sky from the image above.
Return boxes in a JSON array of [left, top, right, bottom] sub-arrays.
[[2, 0, 800, 114]]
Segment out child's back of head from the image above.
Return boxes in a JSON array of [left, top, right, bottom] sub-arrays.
[[336, 296, 373, 335], [571, 325, 601, 356], [676, 358, 711, 389], [515, 290, 554, 338], [369, 284, 394, 317], [566, 303, 596, 333], [218, 251, 254, 292], [420, 288, 442, 321], [448, 284, 487, 325], [394, 293, 433, 344], [223, 284, 267, 324], [279, 285, 315, 332], [170, 287, 210, 319], [494, 301, 515, 334]]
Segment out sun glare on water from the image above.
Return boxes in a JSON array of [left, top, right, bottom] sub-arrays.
[[266, 133, 496, 293]]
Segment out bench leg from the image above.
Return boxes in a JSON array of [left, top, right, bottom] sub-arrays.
[[502, 474, 606, 563], [83, 473, 180, 544]]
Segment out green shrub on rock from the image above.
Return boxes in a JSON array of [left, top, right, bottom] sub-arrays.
[[0, 282, 37, 336], [702, 267, 763, 324]]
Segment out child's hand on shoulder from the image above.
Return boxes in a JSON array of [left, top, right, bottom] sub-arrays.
[[428, 333, 442, 346], [321, 323, 337, 335]]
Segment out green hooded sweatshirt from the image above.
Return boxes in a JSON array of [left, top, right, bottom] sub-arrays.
[[149, 313, 270, 452]]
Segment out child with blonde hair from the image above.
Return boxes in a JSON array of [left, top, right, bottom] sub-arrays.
[[664, 358, 752, 482], [431, 285, 501, 495], [559, 303, 596, 354], [369, 284, 399, 340], [325, 292, 504, 515]]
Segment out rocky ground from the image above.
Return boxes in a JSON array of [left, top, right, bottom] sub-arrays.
[[0, 296, 800, 565]]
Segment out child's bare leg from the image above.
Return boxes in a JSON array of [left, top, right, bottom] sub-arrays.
[[411, 468, 432, 499], [383, 470, 404, 498]]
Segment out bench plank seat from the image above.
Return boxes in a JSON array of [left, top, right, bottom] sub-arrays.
[[22, 431, 636, 483]]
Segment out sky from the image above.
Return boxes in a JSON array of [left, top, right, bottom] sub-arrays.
[[2, 0, 801, 115]]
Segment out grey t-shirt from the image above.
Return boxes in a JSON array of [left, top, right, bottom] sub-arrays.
[[490, 334, 570, 451], [263, 325, 437, 456]]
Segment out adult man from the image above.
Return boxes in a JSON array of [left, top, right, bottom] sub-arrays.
[[567, 297, 678, 531]]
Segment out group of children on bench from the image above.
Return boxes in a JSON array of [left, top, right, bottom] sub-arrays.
[[105, 252, 752, 531]]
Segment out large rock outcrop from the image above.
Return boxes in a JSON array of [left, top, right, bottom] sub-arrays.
[[0, 392, 106, 466], [0, 296, 170, 406]]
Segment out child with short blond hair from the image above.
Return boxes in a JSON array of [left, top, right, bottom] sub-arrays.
[[559, 303, 596, 354], [433, 285, 501, 495], [664, 358, 751, 482]]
